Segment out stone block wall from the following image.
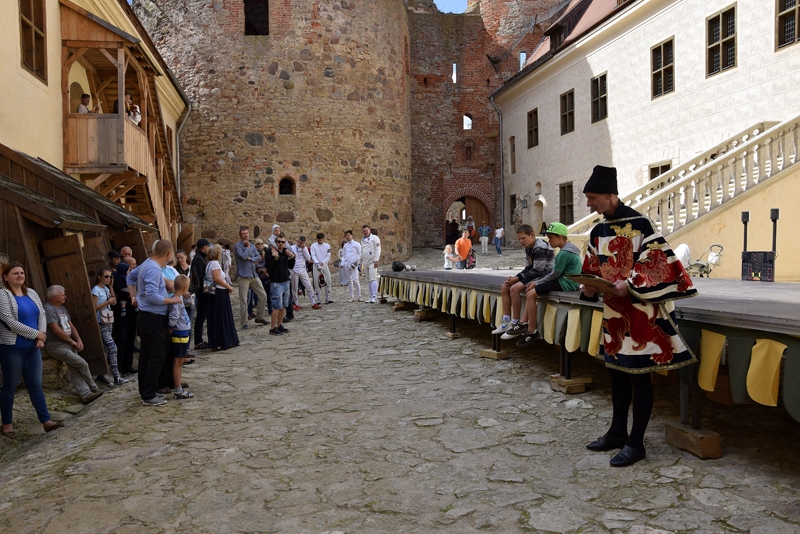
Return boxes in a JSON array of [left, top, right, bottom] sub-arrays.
[[134, 0, 412, 259]]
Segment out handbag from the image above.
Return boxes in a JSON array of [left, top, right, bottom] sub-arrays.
[[203, 263, 216, 294], [99, 288, 114, 324]]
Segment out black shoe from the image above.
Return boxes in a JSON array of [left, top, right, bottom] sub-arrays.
[[277, 325, 289, 333], [501, 322, 528, 339], [96, 375, 113, 386], [269, 328, 283, 336], [515, 331, 539, 348], [282, 317, 293, 323], [586, 433, 628, 452], [194, 342, 209, 350], [610, 445, 646, 467]]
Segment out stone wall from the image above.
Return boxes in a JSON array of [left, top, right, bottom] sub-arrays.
[[133, 0, 412, 258], [406, 0, 545, 246]]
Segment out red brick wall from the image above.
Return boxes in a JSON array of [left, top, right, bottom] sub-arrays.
[[408, 2, 544, 246]]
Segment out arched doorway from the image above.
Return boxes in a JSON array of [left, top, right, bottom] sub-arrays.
[[69, 82, 85, 114], [445, 196, 490, 244]]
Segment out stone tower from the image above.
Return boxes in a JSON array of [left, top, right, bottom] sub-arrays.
[[132, 0, 412, 258], [406, 0, 557, 246]]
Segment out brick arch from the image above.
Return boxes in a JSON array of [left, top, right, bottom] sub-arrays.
[[443, 187, 494, 215]]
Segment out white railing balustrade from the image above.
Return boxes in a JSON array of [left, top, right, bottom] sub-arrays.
[[568, 117, 799, 238]]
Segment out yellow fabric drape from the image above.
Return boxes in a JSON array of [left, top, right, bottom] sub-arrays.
[[483, 293, 492, 323], [542, 304, 557, 344], [698, 330, 726, 392], [564, 308, 581, 353], [747, 339, 787, 406], [588, 309, 604, 357], [468, 290, 478, 320]]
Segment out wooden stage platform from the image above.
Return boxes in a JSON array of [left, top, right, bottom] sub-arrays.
[[378, 269, 800, 459]]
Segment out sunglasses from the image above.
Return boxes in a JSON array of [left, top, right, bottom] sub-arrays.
[[103, 275, 113, 279], [276, 240, 286, 244]]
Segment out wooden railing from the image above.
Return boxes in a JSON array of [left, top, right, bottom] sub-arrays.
[[124, 118, 155, 179], [64, 114, 123, 171], [568, 121, 780, 236], [64, 114, 155, 178]]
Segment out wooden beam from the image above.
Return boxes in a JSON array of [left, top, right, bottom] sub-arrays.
[[117, 47, 125, 165], [86, 173, 112, 190], [62, 46, 71, 162], [63, 40, 124, 49], [109, 178, 146, 202], [65, 47, 88, 67], [99, 176, 127, 197], [99, 48, 120, 68]]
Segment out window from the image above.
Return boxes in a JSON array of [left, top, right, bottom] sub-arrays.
[[279, 177, 295, 195], [777, 0, 799, 49], [519, 51, 527, 70], [591, 74, 607, 122], [649, 163, 671, 180], [166, 125, 174, 155], [509, 136, 516, 174], [244, 0, 269, 36], [707, 7, 736, 76], [452, 63, 457, 83], [464, 140, 474, 160], [652, 39, 674, 98], [19, 0, 47, 81], [559, 183, 574, 224], [560, 90, 574, 135], [527, 109, 539, 148], [463, 114, 473, 130]]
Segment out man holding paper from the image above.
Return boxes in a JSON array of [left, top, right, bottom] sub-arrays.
[[580, 165, 697, 467]]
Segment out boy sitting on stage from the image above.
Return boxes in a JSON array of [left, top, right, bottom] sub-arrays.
[[503, 222, 582, 347], [492, 224, 554, 335]]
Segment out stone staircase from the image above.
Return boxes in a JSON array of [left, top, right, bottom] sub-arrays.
[[568, 115, 800, 238]]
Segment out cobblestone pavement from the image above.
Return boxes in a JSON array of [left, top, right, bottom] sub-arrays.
[[1, 248, 800, 533]]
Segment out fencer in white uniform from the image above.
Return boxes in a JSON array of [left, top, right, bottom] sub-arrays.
[[342, 230, 362, 302], [289, 237, 317, 308], [360, 225, 381, 303], [310, 233, 333, 304]]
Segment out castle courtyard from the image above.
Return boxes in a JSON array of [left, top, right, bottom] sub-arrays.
[[1, 249, 799, 534]]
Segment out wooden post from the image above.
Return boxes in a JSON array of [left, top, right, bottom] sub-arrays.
[[117, 45, 125, 165]]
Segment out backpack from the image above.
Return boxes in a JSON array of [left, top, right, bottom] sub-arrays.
[[392, 261, 406, 272]]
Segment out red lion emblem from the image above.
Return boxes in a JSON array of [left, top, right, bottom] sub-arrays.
[[603, 296, 674, 364]]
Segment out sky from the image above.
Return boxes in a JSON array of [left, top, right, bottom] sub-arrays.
[[434, 0, 467, 14]]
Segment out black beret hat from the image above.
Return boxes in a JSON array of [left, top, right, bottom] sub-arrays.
[[583, 165, 618, 195], [108, 250, 122, 259]]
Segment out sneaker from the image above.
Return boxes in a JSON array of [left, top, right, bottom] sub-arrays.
[[348, 297, 355, 302], [241, 324, 249, 330], [366, 297, 377, 304], [174, 390, 195, 399], [83, 390, 104, 404], [501, 322, 528, 340], [491, 322, 512, 335], [114, 376, 130, 385], [516, 331, 539, 348], [254, 318, 269, 325], [277, 325, 289, 333], [311, 303, 322, 309], [282, 316, 293, 323], [292, 304, 301, 311], [96, 374, 113, 386], [142, 396, 167, 406], [269, 328, 284, 336], [326, 300, 334, 304], [155, 392, 167, 398]]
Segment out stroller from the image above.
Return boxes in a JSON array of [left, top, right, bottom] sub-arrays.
[[674, 244, 723, 277]]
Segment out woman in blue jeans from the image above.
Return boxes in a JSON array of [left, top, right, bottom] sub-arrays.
[[0, 262, 63, 439]]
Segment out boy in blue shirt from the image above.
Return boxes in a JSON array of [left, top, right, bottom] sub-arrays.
[[168, 275, 194, 399]]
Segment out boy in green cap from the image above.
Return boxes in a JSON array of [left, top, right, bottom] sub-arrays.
[[502, 222, 582, 347]]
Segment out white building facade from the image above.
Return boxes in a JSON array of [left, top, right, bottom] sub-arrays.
[[494, 0, 800, 230]]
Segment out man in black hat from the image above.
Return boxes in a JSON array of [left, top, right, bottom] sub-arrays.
[[580, 165, 697, 467], [190, 239, 211, 350], [108, 250, 122, 271]]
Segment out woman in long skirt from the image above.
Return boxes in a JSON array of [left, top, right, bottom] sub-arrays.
[[204, 245, 239, 351]]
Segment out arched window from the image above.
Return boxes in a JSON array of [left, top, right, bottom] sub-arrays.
[[463, 114, 473, 130], [279, 177, 295, 195]]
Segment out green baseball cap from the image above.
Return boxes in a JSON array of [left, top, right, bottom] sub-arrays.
[[545, 222, 569, 237]]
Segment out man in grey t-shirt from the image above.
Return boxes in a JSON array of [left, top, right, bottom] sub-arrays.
[[43, 286, 103, 403]]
